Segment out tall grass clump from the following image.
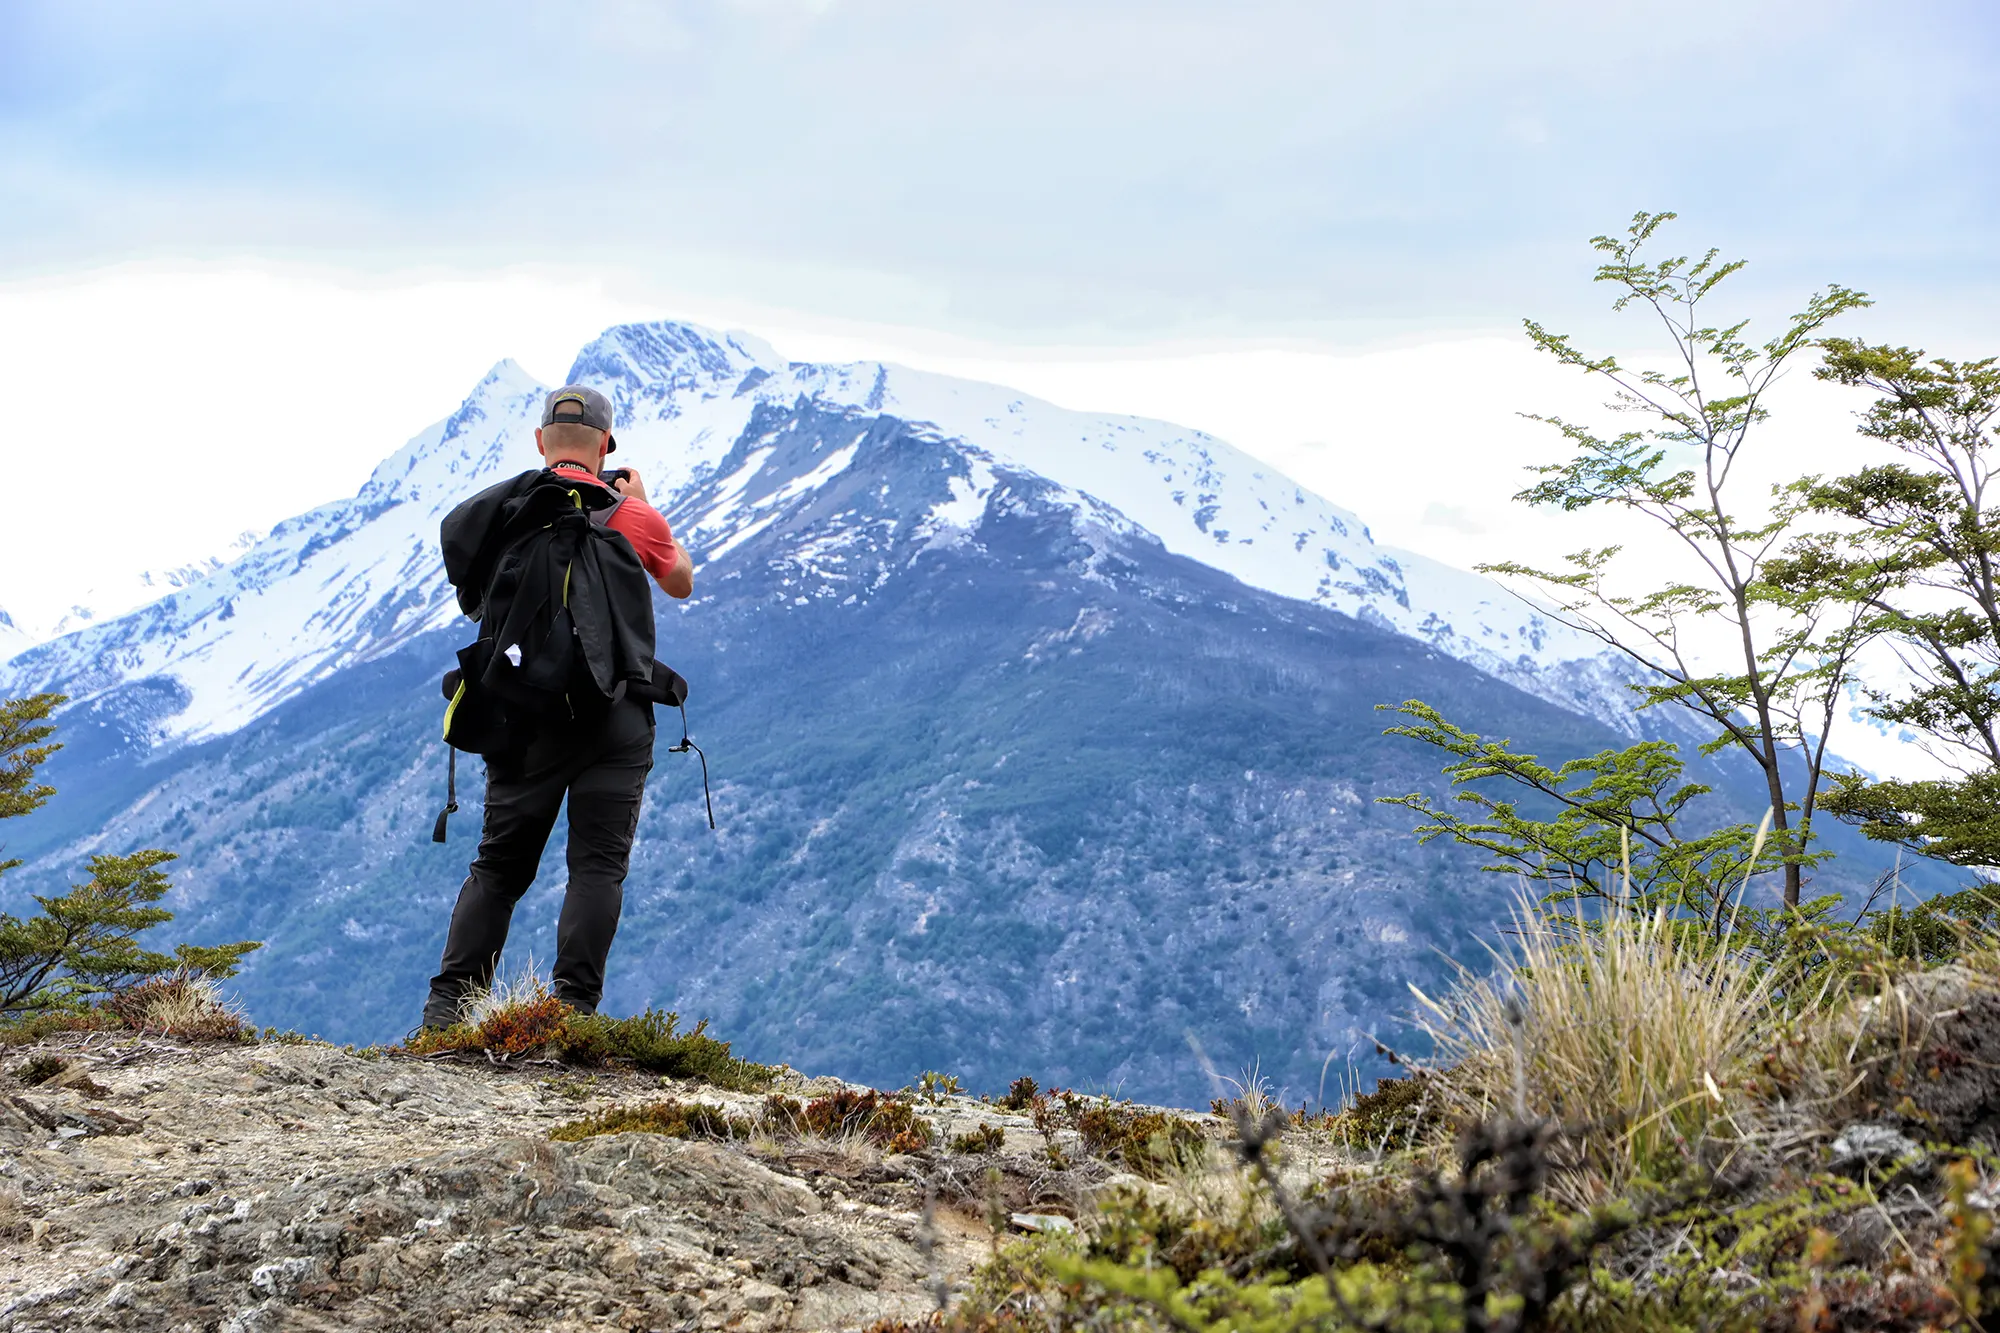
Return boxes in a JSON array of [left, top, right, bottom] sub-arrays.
[[1413, 895, 1780, 1195]]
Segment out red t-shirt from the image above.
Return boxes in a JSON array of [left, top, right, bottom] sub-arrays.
[[549, 462, 683, 588]]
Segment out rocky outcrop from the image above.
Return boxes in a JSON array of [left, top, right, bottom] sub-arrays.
[[0, 1036, 1076, 1331]]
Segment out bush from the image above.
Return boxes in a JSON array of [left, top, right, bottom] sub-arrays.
[[402, 977, 775, 1091], [1072, 1099, 1206, 1179], [101, 968, 250, 1042], [998, 1076, 1039, 1111], [950, 1123, 1007, 1155], [0, 1008, 120, 1047], [1330, 1071, 1445, 1152], [796, 1087, 937, 1150]]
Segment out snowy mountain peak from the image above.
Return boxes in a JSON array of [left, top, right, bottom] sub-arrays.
[[359, 360, 550, 505], [474, 357, 545, 399], [564, 322, 784, 421]]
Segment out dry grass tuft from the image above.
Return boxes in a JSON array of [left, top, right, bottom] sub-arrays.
[[455, 958, 557, 1028], [103, 968, 249, 1041], [1412, 898, 1781, 1193]]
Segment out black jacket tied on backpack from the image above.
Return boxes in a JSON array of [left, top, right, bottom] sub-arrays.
[[437, 469, 657, 763]]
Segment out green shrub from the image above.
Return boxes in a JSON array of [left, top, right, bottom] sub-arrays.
[[404, 993, 775, 1091], [950, 1123, 1007, 1155], [1087, 1180, 1286, 1284], [558, 1009, 775, 1090], [798, 1087, 936, 1150]]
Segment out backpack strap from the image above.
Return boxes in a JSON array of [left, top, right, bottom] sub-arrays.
[[432, 748, 458, 844], [586, 496, 626, 528]]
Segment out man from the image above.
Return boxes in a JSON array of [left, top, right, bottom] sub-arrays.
[[421, 385, 693, 1030]]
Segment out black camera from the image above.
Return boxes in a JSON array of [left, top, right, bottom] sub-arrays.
[[600, 468, 631, 487]]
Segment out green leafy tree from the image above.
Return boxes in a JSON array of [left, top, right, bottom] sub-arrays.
[[1773, 343, 2000, 868], [1379, 700, 1795, 934], [0, 692, 59, 822], [1479, 211, 1875, 909], [0, 693, 259, 1016]]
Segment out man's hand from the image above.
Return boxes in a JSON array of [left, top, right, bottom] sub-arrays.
[[612, 466, 649, 504]]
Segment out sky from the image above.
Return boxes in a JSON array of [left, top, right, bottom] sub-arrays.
[[5, 2, 1997, 339], [0, 1, 1995, 717]]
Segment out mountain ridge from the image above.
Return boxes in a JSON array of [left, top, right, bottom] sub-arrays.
[[0, 319, 1627, 749]]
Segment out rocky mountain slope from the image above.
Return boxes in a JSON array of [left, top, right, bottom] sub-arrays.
[[0, 1029, 1048, 1332]]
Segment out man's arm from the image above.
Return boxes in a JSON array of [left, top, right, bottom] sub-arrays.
[[612, 467, 695, 599], [655, 542, 694, 600]]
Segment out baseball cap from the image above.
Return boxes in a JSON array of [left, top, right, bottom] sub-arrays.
[[541, 385, 617, 452]]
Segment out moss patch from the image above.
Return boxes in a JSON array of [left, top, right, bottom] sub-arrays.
[[0, 1009, 122, 1047], [550, 1098, 756, 1143], [14, 1054, 67, 1086]]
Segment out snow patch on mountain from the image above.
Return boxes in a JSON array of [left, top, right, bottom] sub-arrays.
[[786, 359, 1614, 720]]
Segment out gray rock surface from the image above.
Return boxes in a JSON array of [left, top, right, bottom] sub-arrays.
[[0, 1035, 1032, 1331]]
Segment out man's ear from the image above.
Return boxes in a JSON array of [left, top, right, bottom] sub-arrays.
[[534, 427, 547, 459]]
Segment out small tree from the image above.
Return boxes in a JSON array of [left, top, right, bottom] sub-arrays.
[[1775, 343, 2000, 869], [1480, 211, 1875, 909], [0, 693, 258, 1017], [1379, 700, 1787, 936]]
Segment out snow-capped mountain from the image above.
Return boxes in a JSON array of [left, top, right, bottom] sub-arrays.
[[0, 554, 254, 663], [0, 321, 1620, 745], [5, 320, 1932, 1097]]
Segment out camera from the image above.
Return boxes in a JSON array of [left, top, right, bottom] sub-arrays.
[[600, 468, 631, 487]]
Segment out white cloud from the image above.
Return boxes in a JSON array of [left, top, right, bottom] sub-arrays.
[[3, 0, 1994, 340], [0, 264, 659, 632]]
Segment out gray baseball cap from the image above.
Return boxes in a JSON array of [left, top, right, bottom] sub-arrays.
[[541, 385, 617, 452]]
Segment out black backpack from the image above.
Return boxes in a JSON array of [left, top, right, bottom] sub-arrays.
[[430, 468, 700, 841]]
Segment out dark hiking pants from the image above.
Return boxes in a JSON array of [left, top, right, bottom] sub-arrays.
[[425, 698, 654, 1027]]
